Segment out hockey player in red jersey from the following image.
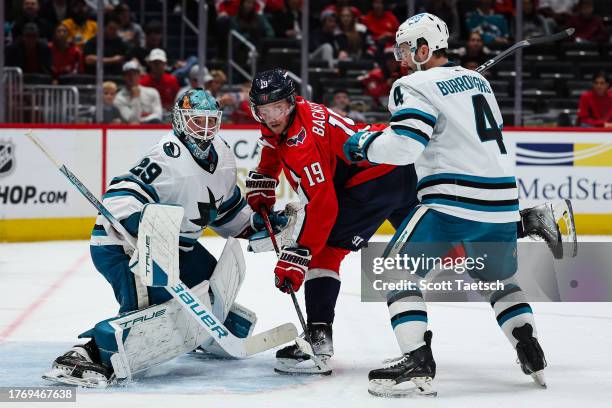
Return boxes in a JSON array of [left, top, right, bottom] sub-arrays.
[[245, 69, 575, 375]]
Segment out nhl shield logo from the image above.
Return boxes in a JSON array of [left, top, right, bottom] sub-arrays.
[[286, 128, 307, 147], [0, 140, 15, 178]]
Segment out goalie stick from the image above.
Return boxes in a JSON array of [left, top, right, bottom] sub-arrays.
[[260, 210, 331, 374], [476, 28, 575, 74], [27, 130, 297, 359]]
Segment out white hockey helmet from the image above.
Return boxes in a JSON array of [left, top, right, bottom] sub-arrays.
[[394, 13, 449, 70]]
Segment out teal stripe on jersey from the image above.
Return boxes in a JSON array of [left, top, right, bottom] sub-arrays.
[[91, 229, 108, 237], [179, 236, 198, 247], [110, 175, 160, 203], [418, 173, 516, 187], [212, 199, 247, 227], [421, 197, 519, 212], [392, 108, 437, 125], [104, 189, 149, 205], [392, 127, 429, 147]]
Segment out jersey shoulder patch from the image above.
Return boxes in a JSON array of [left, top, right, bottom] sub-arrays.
[[162, 141, 181, 158]]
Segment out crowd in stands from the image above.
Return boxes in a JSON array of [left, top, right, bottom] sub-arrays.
[[2, 0, 612, 126]]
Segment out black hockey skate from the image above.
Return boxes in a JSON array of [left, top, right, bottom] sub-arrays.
[[43, 339, 114, 388], [368, 331, 436, 397], [520, 200, 577, 259], [275, 323, 332, 375], [513, 324, 547, 388]]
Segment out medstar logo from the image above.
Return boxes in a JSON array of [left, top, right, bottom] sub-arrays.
[[190, 187, 223, 227], [0, 140, 15, 178], [286, 128, 307, 147]]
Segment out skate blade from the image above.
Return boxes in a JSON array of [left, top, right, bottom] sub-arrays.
[[553, 199, 577, 258], [368, 378, 437, 398], [294, 337, 330, 373], [531, 370, 547, 388], [42, 368, 111, 389], [274, 358, 332, 375]]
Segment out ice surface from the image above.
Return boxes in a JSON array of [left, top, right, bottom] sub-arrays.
[[1, 238, 611, 408]]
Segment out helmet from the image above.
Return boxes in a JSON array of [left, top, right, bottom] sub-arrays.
[[172, 88, 221, 159], [249, 69, 296, 123], [394, 13, 449, 71]]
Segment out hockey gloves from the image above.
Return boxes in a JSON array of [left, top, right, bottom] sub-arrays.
[[245, 171, 277, 214], [274, 246, 311, 293], [343, 130, 383, 164], [251, 211, 288, 232]]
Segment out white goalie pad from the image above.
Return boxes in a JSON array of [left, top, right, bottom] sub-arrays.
[[133, 204, 184, 287], [109, 280, 213, 380], [248, 202, 305, 253], [209, 237, 246, 322]]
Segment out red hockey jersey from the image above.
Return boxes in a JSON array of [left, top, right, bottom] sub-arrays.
[[255, 96, 395, 258]]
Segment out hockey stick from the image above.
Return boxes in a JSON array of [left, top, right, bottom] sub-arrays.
[[475, 28, 575, 74], [260, 209, 330, 372], [27, 130, 297, 358]]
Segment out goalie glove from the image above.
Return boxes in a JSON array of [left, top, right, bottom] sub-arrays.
[[245, 171, 277, 214], [274, 246, 311, 293]]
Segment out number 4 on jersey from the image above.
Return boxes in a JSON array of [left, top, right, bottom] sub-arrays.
[[472, 94, 506, 154]]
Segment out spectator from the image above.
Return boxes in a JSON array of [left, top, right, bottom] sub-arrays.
[[5, 23, 52, 74], [271, 0, 302, 39], [465, 0, 510, 45], [40, 0, 71, 30], [114, 3, 144, 49], [177, 64, 213, 99], [140, 48, 180, 113], [12, 0, 54, 40], [521, 0, 555, 39], [127, 20, 164, 67], [114, 60, 162, 124], [62, 0, 97, 47], [309, 9, 340, 67], [206, 69, 236, 109], [362, 0, 399, 45], [102, 81, 122, 123], [538, 0, 579, 25], [566, 0, 608, 43], [49, 22, 82, 78], [457, 31, 491, 67], [418, 0, 460, 42], [321, 0, 362, 21], [329, 89, 366, 123], [577, 71, 612, 127], [229, 0, 274, 48], [82, 14, 127, 75], [230, 82, 257, 124], [360, 46, 400, 105], [335, 7, 370, 61], [216, 0, 264, 17]]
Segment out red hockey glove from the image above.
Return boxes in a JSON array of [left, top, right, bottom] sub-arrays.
[[245, 171, 277, 214], [274, 246, 311, 293]]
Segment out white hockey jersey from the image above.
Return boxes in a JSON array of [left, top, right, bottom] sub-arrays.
[[91, 131, 252, 252], [367, 63, 519, 223]]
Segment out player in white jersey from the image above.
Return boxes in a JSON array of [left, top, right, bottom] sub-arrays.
[[344, 13, 547, 396], [43, 89, 287, 387]]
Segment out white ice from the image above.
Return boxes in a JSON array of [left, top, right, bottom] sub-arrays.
[[1, 237, 611, 408]]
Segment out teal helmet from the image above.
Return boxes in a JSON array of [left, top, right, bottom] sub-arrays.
[[173, 88, 222, 159]]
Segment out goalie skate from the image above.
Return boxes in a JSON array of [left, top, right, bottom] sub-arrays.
[[43, 340, 114, 389]]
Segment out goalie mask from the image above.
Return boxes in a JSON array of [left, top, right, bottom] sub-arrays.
[[173, 88, 222, 160]]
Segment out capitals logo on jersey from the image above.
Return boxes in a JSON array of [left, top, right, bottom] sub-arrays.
[[286, 128, 307, 147]]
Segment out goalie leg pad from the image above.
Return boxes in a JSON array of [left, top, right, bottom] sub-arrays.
[[209, 237, 246, 322]]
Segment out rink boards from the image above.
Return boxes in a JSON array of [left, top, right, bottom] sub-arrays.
[[1, 125, 611, 241]]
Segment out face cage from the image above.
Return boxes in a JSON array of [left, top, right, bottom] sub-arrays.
[[174, 108, 222, 143]]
